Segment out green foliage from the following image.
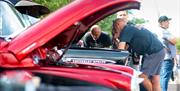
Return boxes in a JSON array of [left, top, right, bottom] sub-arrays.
[[128, 10, 148, 24], [96, 14, 148, 35], [97, 14, 117, 36], [176, 39, 180, 53], [33, 0, 71, 12], [32, 1, 148, 37], [130, 17, 149, 24], [31, 1, 180, 52]]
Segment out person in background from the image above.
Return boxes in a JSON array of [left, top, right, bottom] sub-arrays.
[[116, 10, 135, 25], [113, 10, 140, 69], [113, 18, 165, 91], [116, 10, 129, 22], [155, 16, 177, 91], [83, 25, 112, 48], [113, 10, 135, 49], [112, 10, 130, 49]]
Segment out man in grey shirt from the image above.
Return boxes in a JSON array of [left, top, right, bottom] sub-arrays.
[[156, 16, 177, 91]]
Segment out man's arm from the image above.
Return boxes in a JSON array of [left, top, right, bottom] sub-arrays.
[[167, 38, 177, 45], [163, 31, 177, 45], [164, 37, 177, 45], [83, 37, 89, 47], [104, 34, 112, 48]]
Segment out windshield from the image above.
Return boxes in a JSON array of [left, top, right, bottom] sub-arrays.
[[0, 1, 31, 38]]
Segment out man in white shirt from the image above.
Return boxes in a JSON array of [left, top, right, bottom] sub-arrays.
[[156, 16, 177, 91]]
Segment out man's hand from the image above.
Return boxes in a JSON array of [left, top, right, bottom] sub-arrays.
[[168, 38, 177, 45], [118, 42, 126, 49], [163, 37, 177, 45]]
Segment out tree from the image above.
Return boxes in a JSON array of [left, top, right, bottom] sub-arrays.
[[97, 14, 116, 36], [130, 17, 149, 24], [33, 0, 71, 12], [33, 0, 180, 52]]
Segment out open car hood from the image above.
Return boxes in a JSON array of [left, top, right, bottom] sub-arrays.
[[0, 0, 140, 67]]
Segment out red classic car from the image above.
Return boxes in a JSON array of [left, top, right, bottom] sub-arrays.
[[0, 0, 143, 91]]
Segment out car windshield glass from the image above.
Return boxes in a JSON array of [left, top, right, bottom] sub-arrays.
[[0, 1, 30, 38]]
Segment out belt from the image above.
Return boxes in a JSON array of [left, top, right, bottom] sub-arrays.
[[164, 58, 174, 61]]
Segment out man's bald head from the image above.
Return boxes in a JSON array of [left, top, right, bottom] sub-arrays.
[[90, 25, 102, 40]]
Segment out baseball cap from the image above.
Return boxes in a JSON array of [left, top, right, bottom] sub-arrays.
[[158, 16, 171, 23]]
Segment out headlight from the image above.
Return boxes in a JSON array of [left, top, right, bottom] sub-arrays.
[[131, 70, 144, 91]]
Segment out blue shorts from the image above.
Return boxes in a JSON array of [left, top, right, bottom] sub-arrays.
[[140, 48, 165, 76]]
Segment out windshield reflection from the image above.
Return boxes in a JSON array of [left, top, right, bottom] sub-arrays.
[[0, 1, 31, 39]]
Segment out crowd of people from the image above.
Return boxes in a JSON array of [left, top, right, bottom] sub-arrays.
[[81, 10, 178, 91], [112, 11, 178, 91], [7, 0, 179, 91]]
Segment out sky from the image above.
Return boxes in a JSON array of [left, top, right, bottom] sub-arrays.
[[130, 0, 180, 38]]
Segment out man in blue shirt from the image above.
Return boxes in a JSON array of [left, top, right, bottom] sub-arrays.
[[113, 18, 165, 91]]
